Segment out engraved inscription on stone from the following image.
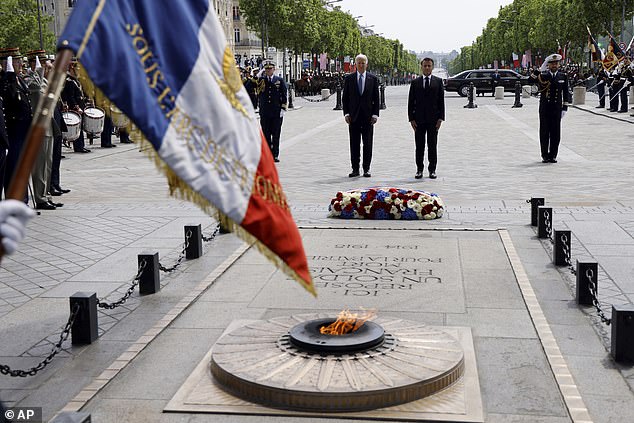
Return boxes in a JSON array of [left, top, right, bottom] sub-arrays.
[[250, 231, 466, 313]]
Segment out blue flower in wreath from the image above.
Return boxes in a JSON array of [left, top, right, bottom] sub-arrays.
[[341, 209, 355, 219], [376, 190, 389, 202], [374, 208, 389, 219], [401, 208, 418, 220]]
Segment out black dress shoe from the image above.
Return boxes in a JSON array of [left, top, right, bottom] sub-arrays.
[[48, 201, 63, 208], [120, 139, 134, 144], [595, 105, 605, 108], [618, 109, 628, 113], [363, 172, 371, 177], [415, 171, 423, 179], [60, 155, 66, 159], [75, 148, 91, 153], [429, 172, 437, 179], [101, 144, 116, 148], [549, 158, 557, 163], [54, 186, 71, 194], [50, 190, 63, 196], [348, 171, 360, 177], [542, 159, 549, 163], [274, 157, 280, 163], [36, 202, 56, 210]]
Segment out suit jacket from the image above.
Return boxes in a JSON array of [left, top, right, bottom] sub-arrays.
[[342, 72, 380, 123], [0, 71, 33, 125], [408, 74, 445, 124], [0, 96, 8, 150]]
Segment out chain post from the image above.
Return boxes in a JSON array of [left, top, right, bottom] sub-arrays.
[[537, 206, 552, 239], [553, 230, 571, 266], [576, 261, 597, 306], [184, 225, 202, 259], [529, 197, 545, 226], [138, 254, 159, 295], [70, 292, 98, 345], [512, 80, 523, 108], [379, 83, 387, 109], [611, 304, 634, 363]]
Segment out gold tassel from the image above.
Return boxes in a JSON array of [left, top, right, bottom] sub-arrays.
[[75, 62, 316, 297]]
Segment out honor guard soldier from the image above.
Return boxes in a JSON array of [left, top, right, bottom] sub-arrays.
[[257, 60, 287, 162], [608, 64, 625, 112], [616, 61, 632, 113], [61, 58, 91, 153], [0, 48, 32, 201], [595, 67, 608, 108], [530, 53, 571, 163]]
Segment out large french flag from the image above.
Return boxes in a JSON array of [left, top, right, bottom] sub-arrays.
[[58, 0, 315, 295]]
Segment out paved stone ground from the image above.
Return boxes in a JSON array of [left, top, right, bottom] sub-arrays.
[[1, 86, 634, 422]]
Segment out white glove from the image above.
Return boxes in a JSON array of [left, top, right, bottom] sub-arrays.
[[6, 56, 14, 73], [256, 67, 265, 78], [0, 200, 36, 255], [561, 110, 567, 119], [280, 109, 285, 118], [35, 56, 42, 69]]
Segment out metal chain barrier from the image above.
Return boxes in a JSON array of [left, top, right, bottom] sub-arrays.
[[97, 260, 147, 309], [559, 232, 577, 275], [297, 91, 335, 102], [585, 267, 612, 325], [202, 223, 221, 242], [159, 229, 192, 273], [0, 304, 80, 377]]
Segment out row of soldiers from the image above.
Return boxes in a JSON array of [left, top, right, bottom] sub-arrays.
[[594, 60, 634, 114]]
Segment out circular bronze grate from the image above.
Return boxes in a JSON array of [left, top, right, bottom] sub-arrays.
[[210, 314, 465, 412]]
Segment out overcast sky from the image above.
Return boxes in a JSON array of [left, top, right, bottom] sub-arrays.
[[335, 0, 514, 53]]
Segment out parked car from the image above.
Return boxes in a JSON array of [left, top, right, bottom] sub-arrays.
[[445, 69, 530, 96]]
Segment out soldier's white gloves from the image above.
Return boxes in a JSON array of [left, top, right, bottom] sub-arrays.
[[0, 200, 36, 255], [280, 109, 285, 118], [35, 56, 42, 69], [256, 68, 265, 78], [6, 56, 14, 73], [561, 110, 567, 119]]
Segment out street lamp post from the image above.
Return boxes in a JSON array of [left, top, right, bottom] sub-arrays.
[[36, 0, 43, 50]]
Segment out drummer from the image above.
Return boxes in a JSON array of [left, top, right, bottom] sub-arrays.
[[61, 58, 91, 153]]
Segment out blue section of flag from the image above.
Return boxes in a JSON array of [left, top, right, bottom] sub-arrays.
[[58, 0, 210, 150]]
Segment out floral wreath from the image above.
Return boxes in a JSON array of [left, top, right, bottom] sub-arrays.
[[328, 187, 444, 220]]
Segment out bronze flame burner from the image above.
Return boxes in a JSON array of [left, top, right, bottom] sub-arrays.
[[288, 318, 385, 354]]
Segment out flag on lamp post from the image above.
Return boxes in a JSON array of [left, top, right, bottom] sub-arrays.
[[58, 0, 315, 295]]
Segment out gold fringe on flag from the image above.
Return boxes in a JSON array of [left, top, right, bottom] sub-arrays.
[[76, 63, 317, 297]]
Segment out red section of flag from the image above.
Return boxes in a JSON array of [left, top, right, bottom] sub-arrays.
[[241, 132, 314, 294]]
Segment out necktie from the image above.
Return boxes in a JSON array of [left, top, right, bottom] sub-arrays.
[[425, 77, 430, 90], [358, 74, 364, 95]]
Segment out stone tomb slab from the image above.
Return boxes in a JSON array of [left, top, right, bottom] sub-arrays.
[[164, 319, 484, 422], [250, 229, 508, 313]]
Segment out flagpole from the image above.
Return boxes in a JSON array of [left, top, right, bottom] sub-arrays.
[[0, 49, 73, 261]]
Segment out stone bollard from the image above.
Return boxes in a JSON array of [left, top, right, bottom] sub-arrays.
[[553, 229, 571, 266], [572, 86, 586, 105], [576, 260, 597, 306], [529, 197, 545, 226], [537, 206, 552, 239], [138, 252, 160, 295], [185, 225, 203, 260], [288, 85, 294, 109], [321, 88, 330, 100], [333, 83, 343, 111], [512, 81, 523, 108], [70, 292, 98, 345], [464, 83, 477, 109], [379, 83, 386, 110], [611, 304, 634, 363], [494, 86, 505, 100], [522, 85, 531, 98]]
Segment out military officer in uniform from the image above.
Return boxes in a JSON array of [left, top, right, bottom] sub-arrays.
[[595, 67, 608, 108], [530, 53, 571, 163], [256, 60, 287, 162], [617, 61, 631, 113], [61, 59, 91, 153], [0, 48, 32, 201]]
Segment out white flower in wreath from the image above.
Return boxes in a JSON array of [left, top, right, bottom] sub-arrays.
[[412, 203, 423, 213], [394, 198, 402, 206], [407, 199, 416, 208]]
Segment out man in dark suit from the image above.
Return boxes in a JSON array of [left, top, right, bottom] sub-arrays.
[[530, 53, 571, 163], [408, 58, 445, 179], [342, 54, 380, 177]]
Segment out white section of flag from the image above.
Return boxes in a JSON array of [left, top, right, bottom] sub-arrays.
[[157, 5, 261, 224]]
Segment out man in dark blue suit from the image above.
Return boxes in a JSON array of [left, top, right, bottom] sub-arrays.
[[342, 54, 380, 177], [408, 58, 445, 179]]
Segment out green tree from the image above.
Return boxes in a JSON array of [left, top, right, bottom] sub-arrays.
[[0, 0, 56, 53]]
